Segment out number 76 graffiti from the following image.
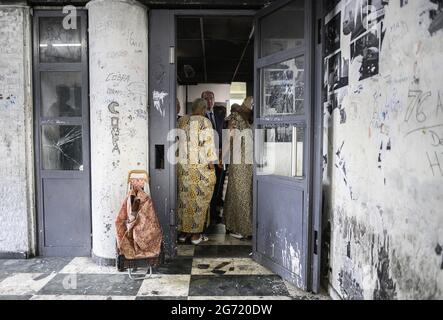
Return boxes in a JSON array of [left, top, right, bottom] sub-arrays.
[[404, 90, 432, 123]]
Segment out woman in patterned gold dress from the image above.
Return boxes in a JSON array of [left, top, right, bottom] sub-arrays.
[[223, 97, 254, 239], [177, 98, 218, 244]]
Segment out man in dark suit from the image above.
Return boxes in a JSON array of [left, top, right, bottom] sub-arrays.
[[201, 90, 226, 225]]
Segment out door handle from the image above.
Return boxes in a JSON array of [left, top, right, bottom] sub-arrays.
[[169, 208, 175, 226], [155, 144, 165, 169], [291, 126, 297, 177]]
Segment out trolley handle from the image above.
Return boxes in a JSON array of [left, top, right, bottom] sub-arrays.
[[127, 169, 149, 184], [126, 169, 151, 196]]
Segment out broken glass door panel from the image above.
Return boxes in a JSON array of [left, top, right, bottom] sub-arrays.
[[41, 125, 83, 170], [261, 56, 305, 117], [39, 16, 82, 63], [257, 124, 304, 177], [41, 71, 82, 117]]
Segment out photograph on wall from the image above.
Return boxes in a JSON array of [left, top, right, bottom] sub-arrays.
[[324, 58, 329, 89], [367, 0, 388, 29], [342, 0, 388, 40], [327, 51, 349, 91], [325, 12, 341, 55], [327, 91, 339, 115], [429, 0, 443, 35], [326, 90, 347, 124], [351, 24, 380, 81]]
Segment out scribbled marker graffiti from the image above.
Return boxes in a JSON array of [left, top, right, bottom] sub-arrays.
[[426, 151, 443, 176], [153, 90, 168, 117], [404, 90, 431, 123], [335, 141, 357, 200], [108, 101, 121, 155], [404, 91, 443, 151], [108, 101, 119, 114], [0, 94, 17, 109]]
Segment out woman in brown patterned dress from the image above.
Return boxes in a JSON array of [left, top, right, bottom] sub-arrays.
[[223, 97, 254, 239], [177, 98, 218, 244]]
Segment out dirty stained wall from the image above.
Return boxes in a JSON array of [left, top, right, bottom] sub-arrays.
[[88, 0, 149, 261], [323, 0, 443, 299], [0, 6, 34, 257]]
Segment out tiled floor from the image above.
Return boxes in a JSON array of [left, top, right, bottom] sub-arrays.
[[0, 225, 330, 300]]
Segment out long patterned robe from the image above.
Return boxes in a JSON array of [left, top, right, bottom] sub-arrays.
[[177, 115, 217, 233], [223, 111, 253, 237]]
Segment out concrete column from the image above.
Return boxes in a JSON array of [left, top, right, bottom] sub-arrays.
[[0, 3, 35, 258], [87, 0, 149, 263]]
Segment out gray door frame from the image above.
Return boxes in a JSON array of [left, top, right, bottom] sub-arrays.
[[33, 9, 91, 256], [148, 4, 323, 292], [311, 0, 325, 293]]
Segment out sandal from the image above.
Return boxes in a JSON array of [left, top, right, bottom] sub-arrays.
[[229, 232, 244, 239], [178, 233, 189, 243], [191, 234, 209, 245]]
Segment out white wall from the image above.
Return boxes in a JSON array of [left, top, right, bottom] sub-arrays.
[[0, 5, 34, 257], [323, 0, 443, 299]]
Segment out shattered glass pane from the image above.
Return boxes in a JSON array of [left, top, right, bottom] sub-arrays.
[[257, 124, 304, 177], [41, 72, 82, 117], [260, 0, 304, 57], [41, 125, 83, 170], [39, 17, 82, 63], [261, 56, 305, 117]]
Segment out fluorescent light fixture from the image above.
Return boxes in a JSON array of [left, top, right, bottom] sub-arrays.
[[52, 43, 82, 47], [39, 43, 82, 47]]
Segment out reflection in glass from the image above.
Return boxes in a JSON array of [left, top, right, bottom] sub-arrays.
[[41, 72, 82, 117], [261, 57, 304, 117], [39, 17, 82, 63], [257, 124, 304, 177], [260, 0, 304, 57], [42, 125, 83, 170]]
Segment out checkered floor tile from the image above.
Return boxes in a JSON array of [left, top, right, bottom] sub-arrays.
[[0, 228, 329, 300]]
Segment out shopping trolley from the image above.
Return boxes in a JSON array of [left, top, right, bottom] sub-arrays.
[[115, 170, 164, 280]]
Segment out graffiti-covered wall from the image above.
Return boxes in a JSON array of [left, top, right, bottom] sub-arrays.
[[323, 0, 443, 299], [87, 0, 149, 261], [0, 6, 34, 257]]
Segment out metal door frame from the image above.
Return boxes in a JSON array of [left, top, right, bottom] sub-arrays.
[[312, 0, 325, 293], [149, 4, 323, 292], [251, 0, 323, 293], [33, 9, 91, 256]]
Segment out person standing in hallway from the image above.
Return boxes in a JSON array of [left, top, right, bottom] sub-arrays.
[[176, 98, 218, 245], [201, 90, 226, 225], [223, 97, 254, 239]]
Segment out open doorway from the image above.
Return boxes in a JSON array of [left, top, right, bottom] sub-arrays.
[[149, 0, 322, 294], [175, 15, 255, 247]]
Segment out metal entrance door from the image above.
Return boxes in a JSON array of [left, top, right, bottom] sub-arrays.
[[33, 10, 91, 256], [149, 10, 177, 258], [252, 0, 316, 291]]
